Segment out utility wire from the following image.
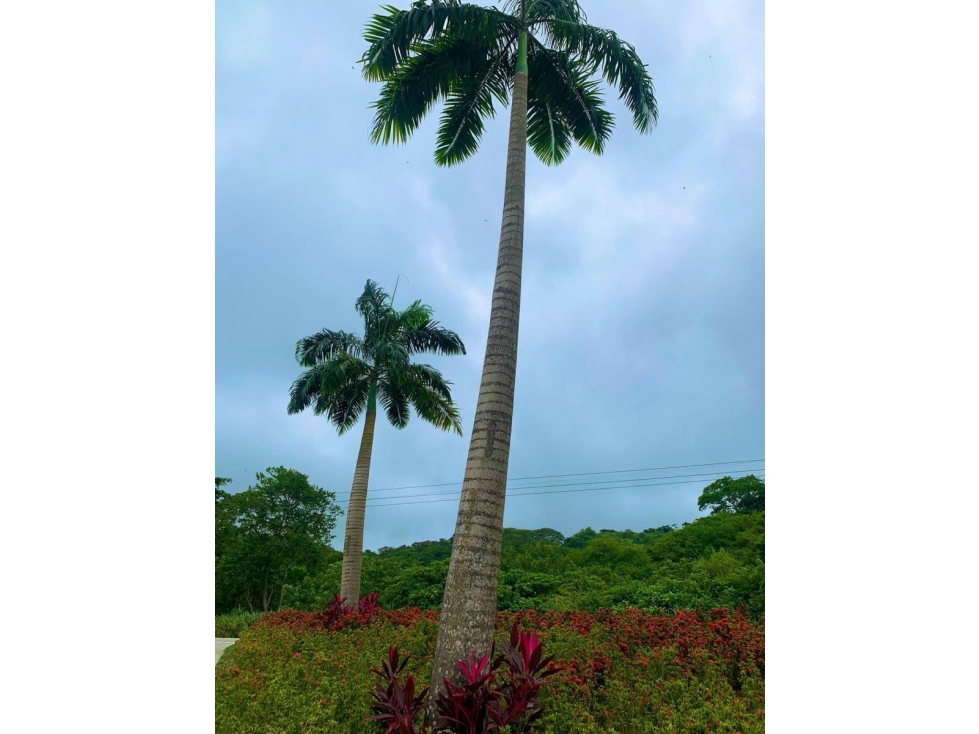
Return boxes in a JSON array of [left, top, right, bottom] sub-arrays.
[[355, 473, 764, 510], [333, 466, 765, 506], [335, 458, 765, 497]]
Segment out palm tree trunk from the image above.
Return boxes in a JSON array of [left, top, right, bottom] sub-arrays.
[[339, 383, 377, 607], [430, 40, 529, 696]]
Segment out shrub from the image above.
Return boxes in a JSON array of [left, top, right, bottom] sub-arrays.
[[256, 593, 382, 632], [361, 592, 382, 616], [371, 621, 556, 734], [371, 646, 431, 734], [216, 607, 764, 734], [215, 609, 266, 638]]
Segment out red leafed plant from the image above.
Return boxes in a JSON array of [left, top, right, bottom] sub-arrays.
[[371, 647, 431, 734], [360, 592, 382, 615], [257, 593, 385, 632], [372, 621, 556, 734], [321, 594, 354, 625], [433, 651, 497, 734], [485, 623, 556, 732]]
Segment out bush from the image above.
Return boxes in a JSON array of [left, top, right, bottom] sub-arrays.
[[215, 610, 266, 638], [216, 607, 764, 733]]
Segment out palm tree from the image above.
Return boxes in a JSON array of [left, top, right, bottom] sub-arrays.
[[287, 279, 466, 606], [360, 0, 658, 693]]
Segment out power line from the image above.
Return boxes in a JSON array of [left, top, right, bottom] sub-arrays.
[[355, 473, 764, 510], [335, 458, 765, 496], [333, 466, 765, 506]]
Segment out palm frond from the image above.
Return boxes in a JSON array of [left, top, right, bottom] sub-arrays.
[[434, 41, 515, 166], [362, 1, 520, 82], [527, 42, 613, 159], [355, 279, 397, 349], [538, 20, 658, 133], [393, 300, 435, 333], [377, 379, 411, 429], [406, 381, 463, 435], [527, 88, 572, 165], [369, 35, 497, 146], [355, 279, 391, 324], [522, 0, 585, 24], [287, 353, 372, 415], [404, 319, 467, 356], [315, 379, 372, 434], [287, 369, 322, 415], [294, 329, 365, 368], [405, 363, 454, 400]]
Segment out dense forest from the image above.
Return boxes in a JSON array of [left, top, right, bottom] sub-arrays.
[[217, 471, 764, 618]]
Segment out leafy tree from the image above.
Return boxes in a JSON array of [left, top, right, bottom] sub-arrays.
[[288, 279, 466, 606], [216, 467, 343, 613], [215, 477, 236, 563], [649, 512, 765, 563], [360, 0, 659, 690], [697, 475, 766, 515], [563, 526, 597, 549], [497, 568, 560, 610]]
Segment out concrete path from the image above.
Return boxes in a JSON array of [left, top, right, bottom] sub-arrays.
[[215, 638, 238, 665]]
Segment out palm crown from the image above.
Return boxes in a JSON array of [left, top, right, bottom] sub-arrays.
[[287, 280, 466, 434], [361, 0, 658, 166]]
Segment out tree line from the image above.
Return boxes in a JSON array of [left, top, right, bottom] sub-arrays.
[[216, 472, 764, 618]]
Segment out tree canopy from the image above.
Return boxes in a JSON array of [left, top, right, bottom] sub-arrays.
[[288, 280, 466, 435], [216, 467, 343, 613], [361, 0, 658, 166], [280, 513, 764, 619], [697, 475, 766, 516]]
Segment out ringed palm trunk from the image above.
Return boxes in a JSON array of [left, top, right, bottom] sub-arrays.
[[430, 46, 529, 695], [339, 383, 377, 607]]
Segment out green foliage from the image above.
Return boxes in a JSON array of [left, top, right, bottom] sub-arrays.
[[562, 526, 597, 549], [697, 475, 765, 515], [215, 610, 267, 638], [288, 279, 466, 435], [215, 609, 764, 733], [216, 467, 344, 614], [648, 512, 764, 563], [274, 514, 764, 619], [216, 477, 237, 562], [360, 0, 658, 166]]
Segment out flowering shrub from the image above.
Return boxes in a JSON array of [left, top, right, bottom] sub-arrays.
[[216, 607, 764, 734]]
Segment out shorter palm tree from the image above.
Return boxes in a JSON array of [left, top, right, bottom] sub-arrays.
[[288, 280, 466, 604]]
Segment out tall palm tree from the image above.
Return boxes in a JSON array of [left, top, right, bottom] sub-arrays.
[[360, 0, 658, 694], [287, 279, 466, 606]]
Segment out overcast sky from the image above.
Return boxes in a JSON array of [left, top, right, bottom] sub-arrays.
[[216, 0, 764, 551]]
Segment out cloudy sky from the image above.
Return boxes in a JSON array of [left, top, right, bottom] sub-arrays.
[[216, 0, 764, 551]]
